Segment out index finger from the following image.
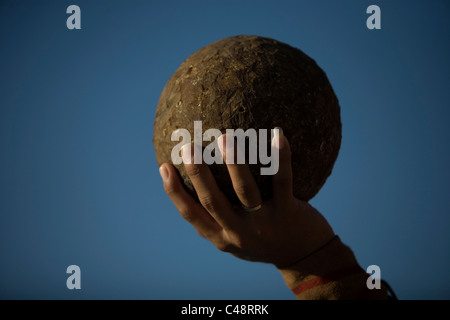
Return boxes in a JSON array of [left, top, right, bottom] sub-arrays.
[[160, 163, 222, 240]]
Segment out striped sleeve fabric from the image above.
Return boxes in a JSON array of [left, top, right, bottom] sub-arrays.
[[278, 236, 388, 300]]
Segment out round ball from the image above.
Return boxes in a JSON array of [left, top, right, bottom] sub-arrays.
[[153, 35, 341, 205]]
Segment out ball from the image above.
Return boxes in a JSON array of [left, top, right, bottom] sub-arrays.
[[153, 35, 341, 205]]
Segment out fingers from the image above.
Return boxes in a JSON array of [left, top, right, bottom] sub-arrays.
[[181, 143, 239, 230], [217, 134, 262, 209], [271, 128, 293, 203], [159, 163, 221, 239]]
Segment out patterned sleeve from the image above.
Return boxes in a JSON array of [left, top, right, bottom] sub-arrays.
[[278, 236, 389, 300]]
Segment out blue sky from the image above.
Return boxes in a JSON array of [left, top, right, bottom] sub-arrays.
[[0, 0, 449, 299]]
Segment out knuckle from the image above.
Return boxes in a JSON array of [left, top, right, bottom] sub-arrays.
[[232, 234, 247, 249], [178, 206, 196, 223], [215, 239, 234, 253], [199, 195, 218, 213], [233, 183, 254, 200], [223, 231, 247, 250], [163, 180, 178, 196], [185, 164, 202, 179]]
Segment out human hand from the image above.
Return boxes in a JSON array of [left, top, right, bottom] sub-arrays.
[[159, 130, 335, 268]]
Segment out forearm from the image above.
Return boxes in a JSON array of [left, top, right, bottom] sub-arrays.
[[278, 236, 388, 300]]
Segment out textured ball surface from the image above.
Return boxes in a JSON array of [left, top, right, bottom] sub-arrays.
[[153, 35, 341, 205]]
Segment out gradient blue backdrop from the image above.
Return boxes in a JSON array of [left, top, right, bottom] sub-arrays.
[[1, 0, 449, 299]]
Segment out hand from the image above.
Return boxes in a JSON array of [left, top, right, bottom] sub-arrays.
[[159, 131, 335, 268]]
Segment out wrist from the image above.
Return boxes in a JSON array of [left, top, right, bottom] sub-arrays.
[[277, 236, 387, 299]]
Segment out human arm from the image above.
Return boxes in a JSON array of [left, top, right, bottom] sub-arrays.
[[158, 130, 388, 299]]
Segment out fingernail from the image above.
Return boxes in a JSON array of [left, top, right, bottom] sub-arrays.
[[274, 127, 283, 136], [181, 143, 193, 164], [272, 127, 285, 148], [217, 134, 225, 157], [159, 165, 168, 181], [217, 133, 237, 164]]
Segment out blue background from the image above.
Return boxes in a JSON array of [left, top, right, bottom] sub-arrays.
[[1, 0, 449, 299]]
